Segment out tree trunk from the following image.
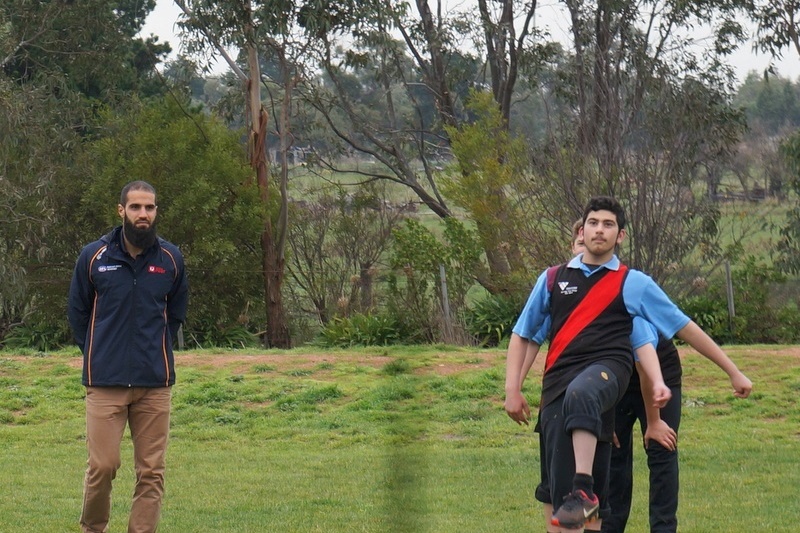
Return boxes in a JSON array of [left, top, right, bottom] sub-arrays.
[[246, 34, 291, 348], [359, 262, 374, 312], [262, 226, 291, 348]]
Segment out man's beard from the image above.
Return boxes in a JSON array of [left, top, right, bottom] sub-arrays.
[[123, 217, 158, 251]]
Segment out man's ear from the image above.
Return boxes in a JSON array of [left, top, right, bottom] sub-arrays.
[[117, 204, 125, 219], [616, 228, 627, 244]]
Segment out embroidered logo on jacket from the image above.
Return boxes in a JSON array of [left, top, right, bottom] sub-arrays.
[[148, 265, 167, 274], [97, 265, 121, 273]]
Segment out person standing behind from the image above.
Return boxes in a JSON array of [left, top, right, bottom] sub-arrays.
[[602, 314, 751, 533], [68, 180, 188, 533]]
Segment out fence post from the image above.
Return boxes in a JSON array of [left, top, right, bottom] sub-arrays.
[[725, 261, 735, 336], [439, 264, 454, 342]]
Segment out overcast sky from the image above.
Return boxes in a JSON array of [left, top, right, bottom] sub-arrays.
[[141, 0, 800, 83]]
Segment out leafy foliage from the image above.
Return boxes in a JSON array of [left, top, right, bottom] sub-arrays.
[[443, 90, 551, 296], [752, 0, 800, 65], [777, 131, 800, 274], [679, 257, 800, 343], [0, 77, 86, 340], [387, 218, 482, 343], [463, 294, 524, 347], [73, 97, 264, 346], [316, 312, 410, 348], [1, 322, 70, 352], [1, 0, 170, 99]]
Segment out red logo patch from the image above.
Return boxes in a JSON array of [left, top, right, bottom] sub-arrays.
[[148, 265, 166, 274]]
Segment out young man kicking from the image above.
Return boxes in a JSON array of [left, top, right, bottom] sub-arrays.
[[505, 196, 752, 532], [508, 219, 671, 532]]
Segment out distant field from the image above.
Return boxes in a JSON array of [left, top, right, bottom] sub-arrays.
[[717, 198, 788, 261], [1, 344, 797, 531], [292, 165, 794, 264]]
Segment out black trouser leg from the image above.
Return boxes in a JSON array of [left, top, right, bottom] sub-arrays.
[[601, 392, 636, 533], [646, 386, 681, 533]]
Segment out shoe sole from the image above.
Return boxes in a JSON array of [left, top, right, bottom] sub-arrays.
[[551, 508, 599, 529]]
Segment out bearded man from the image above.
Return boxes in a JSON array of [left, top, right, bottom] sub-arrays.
[[68, 180, 188, 533]]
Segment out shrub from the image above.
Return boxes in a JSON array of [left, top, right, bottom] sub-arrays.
[[2, 322, 71, 352], [316, 312, 410, 347], [186, 323, 260, 349], [678, 292, 733, 342], [464, 294, 524, 347], [774, 304, 800, 343], [678, 257, 797, 344]]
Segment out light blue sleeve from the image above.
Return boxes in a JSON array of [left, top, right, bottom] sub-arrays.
[[532, 316, 550, 345], [623, 270, 691, 339], [512, 270, 550, 341], [630, 317, 659, 361]]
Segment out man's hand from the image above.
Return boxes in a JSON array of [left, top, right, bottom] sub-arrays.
[[504, 390, 531, 425], [644, 419, 677, 451]]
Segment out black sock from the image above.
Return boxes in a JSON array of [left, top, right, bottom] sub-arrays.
[[572, 472, 594, 496]]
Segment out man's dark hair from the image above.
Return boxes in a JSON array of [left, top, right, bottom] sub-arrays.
[[120, 180, 156, 206], [582, 196, 626, 230]]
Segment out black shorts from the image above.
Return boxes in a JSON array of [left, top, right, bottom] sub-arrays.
[[535, 363, 620, 518]]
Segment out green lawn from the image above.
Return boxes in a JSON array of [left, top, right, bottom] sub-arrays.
[[0, 344, 797, 531]]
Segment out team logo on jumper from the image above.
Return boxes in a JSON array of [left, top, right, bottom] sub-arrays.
[[558, 281, 578, 295], [97, 265, 121, 273], [148, 265, 167, 274]]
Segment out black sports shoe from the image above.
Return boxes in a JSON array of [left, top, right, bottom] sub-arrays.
[[551, 489, 600, 529]]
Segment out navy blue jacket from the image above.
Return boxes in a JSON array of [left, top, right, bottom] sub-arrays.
[[68, 226, 188, 387]]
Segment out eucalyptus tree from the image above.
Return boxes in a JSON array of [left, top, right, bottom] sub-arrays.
[[0, 77, 86, 340], [174, 0, 337, 348], [750, 0, 800, 275], [1, 0, 169, 99], [752, 0, 800, 62], [297, 0, 555, 296], [0, 0, 167, 342], [516, 0, 751, 288]]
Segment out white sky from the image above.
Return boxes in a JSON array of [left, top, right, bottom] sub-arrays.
[[141, 0, 800, 83]]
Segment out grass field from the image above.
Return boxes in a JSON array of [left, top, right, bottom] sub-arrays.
[[1, 344, 798, 532]]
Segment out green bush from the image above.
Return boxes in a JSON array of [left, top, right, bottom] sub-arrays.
[[678, 257, 798, 344], [2, 322, 71, 352], [678, 292, 733, 342], [186, 323, 260, 349], [464, 294, 523, 347], [774, 304, 800, 343], [316, 312, 410, 347], [387, 218, 484, 344]]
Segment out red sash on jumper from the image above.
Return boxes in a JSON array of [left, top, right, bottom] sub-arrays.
[[544, 265, 628, 372]]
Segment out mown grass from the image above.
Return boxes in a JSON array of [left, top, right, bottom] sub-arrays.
[[0, 345, 798, 531]]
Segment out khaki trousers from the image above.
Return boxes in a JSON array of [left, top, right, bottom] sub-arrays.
[[80, 387, 171, 533]]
